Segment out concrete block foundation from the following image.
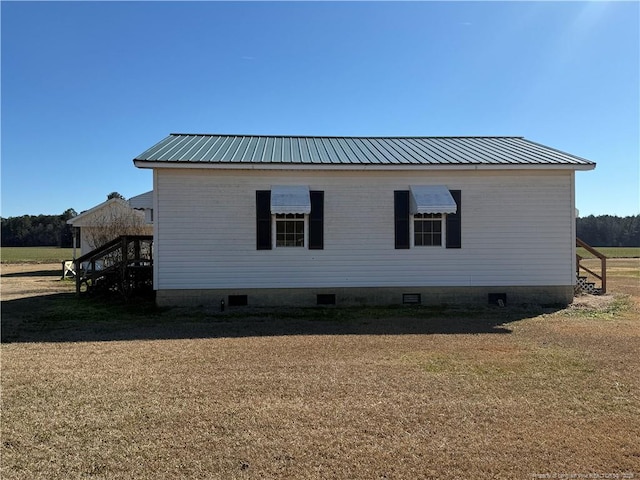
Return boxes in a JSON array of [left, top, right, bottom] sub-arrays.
[[156, 285, 574, 308]]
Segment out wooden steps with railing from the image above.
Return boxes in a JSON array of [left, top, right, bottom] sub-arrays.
[[576, 238, 607, 295], [74, 235, 153, 297]]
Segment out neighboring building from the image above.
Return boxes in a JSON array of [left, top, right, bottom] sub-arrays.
[[133, 134, 595, 307], [128, 190, 154, 224], [67, 193, 153, 256]]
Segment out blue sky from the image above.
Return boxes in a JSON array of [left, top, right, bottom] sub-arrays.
[[2, 1, 638, 218]]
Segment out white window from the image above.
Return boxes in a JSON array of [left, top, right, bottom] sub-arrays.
[[413, 213, 444, 247], [270, 185, 311, 248], [274, 213, 307, 247]]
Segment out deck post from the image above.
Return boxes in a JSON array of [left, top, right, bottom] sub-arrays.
[[134, 237, 141, 263], [121, 237, 127, 294], [75, 258, 81, 295]]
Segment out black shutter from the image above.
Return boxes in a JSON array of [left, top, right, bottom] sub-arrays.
[[394, 190, 410, 249], [256, 190, 272, 250], [309, 191, 324, 250], [446, 190, 462, 249]]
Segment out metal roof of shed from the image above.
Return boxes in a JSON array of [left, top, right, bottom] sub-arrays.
[[134, 134, 596, 169]]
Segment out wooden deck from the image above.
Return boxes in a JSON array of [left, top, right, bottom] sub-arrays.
[[74, 235, 153, 297]]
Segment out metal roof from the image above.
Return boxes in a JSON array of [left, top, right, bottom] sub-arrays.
[[128, 191, 153, 209], [133, 134, 596, 168]]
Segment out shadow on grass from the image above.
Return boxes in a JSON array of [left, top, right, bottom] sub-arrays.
[[0, 292, 564, 344], [1, 269, 64, 278]]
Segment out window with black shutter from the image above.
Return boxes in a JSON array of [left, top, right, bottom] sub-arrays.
[[397, 188, 462, 249], [257, 188, 324, 250]]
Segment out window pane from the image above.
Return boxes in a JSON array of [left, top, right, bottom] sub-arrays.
[[414, 216, 442, 247], [276, 217, 304, 247]]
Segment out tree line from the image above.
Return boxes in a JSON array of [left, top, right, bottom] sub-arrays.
[[1, 194, 127, 248], [576, 215, 639, 247], [1, 209, 78, 247], [1, 210, 638, 248]]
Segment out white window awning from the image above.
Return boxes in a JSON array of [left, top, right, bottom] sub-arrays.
[[410, 185, 457, 214], [270, 185, 311, 214]]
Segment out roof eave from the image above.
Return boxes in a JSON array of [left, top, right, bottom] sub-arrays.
[[133, 159, 596, 171]]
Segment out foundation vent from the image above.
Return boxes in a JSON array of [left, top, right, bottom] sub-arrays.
[[228, 295, 248, 307], [488, 293, 507, 306], [402, 293, 422, 305], [317, 294, 336, 305]]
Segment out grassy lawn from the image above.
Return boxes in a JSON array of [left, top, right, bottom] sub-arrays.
[[577, 246, 640, 258], [1, 261, 639, 479], [1, 247, 76, 264]]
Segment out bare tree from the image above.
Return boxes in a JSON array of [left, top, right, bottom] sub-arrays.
[[84, 203, 150, 253]]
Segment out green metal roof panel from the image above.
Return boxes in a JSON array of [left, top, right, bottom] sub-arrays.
[[134, 134, 596, 167]]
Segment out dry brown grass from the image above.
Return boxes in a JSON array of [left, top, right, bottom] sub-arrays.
[[2, 261, 639, 479]]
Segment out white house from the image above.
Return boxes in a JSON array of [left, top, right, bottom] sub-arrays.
[[67, 193, 153, 256], [133, 134, 595, 307]]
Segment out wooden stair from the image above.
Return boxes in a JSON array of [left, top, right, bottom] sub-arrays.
[[575, 275, 602, 295], [74, 235, 153, 297], [576, 238, 607, 295]]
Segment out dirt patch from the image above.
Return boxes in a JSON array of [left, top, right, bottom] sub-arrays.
[[1, 263, 75, 301], [570, 293, 619, 310]]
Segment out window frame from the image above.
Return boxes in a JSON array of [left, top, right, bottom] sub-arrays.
[[411, 212, 446, 248], [272, 213, 308, 248]]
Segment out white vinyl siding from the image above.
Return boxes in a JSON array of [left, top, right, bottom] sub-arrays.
[[154, 169, 575, 290]]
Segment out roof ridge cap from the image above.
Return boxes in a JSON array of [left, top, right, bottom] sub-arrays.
[[169, 133, 525, 140]]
